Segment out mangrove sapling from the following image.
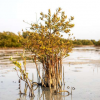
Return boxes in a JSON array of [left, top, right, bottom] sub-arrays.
[[19, 7, 74, 93], [10, 52, 38, 97]]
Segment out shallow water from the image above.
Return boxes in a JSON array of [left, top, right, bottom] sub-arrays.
[[0, 46, 100, 100]]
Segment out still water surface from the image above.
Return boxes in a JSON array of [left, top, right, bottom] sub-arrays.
[[0, 46, 100, 100]]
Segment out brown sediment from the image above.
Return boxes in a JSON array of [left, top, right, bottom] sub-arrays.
[[0, 47, 23, 50], [0, 49, 23, 52], [63, 59, 100, 65], [73, 45, 95, 47]]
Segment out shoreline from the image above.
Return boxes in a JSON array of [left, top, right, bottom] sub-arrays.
[[0, 47, 23, 51], [0, 45, 99, 50], [73, 45, 95, 47], [0, 47, 23, 50]]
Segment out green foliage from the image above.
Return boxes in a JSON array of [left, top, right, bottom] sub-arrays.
[[73, 39, 94, 46], [91, 40, 96, 45], [22, 31, 29, 38], [81, 40, 93, 45], [19, 8, 74, 65], [95, 40, 100, 46], [0, 31, 22, 47], [73, 39, 82, 45], [0, 31, 99, 48], [72, 39, 100, 46]]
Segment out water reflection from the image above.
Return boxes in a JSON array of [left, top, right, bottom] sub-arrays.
[[16, 85, 75, 100], [93, 64, 99, 73]]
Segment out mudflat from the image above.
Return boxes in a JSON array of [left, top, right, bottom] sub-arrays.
[[0, 46, 100, 100]]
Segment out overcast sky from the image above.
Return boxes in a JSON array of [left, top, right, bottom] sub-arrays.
[[0, 0, 100, 40]]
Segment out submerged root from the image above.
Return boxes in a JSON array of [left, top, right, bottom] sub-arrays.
[[54, 90, 70, 96]]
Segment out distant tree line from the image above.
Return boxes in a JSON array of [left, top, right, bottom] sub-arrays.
[[0, 31, 100, 47], [72, 39, 100, 46], [0, 31, 22, 47]]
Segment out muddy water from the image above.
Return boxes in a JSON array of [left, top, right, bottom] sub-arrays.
[[0, 46, 100, 100]]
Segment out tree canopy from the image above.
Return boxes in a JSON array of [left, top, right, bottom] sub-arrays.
[[19, 8, 74, 89]]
